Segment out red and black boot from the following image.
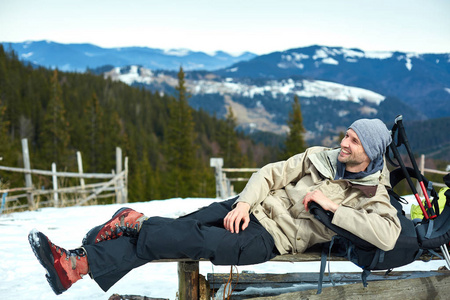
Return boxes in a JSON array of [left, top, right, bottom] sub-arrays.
[[28, 229, 89, 295], [82, 207, 148, 245]]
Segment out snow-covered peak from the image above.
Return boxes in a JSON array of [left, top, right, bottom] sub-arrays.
[[278, 46, 427, 70], [164, 48, 192, 57]]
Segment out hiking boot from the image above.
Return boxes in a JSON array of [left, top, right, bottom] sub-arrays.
[[28, 229, 89, 295], [82, 207, 148, 245]]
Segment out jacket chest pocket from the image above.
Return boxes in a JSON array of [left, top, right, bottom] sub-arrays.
[[316, 180, 347, 206]]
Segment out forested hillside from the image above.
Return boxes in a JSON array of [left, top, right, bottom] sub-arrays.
[[0, 45, 277, 203]]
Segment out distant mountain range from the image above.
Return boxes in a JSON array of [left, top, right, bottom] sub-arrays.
[[215, 46, 450, 120], [2, 41, 449, 148], [1, 40, 257, 71]]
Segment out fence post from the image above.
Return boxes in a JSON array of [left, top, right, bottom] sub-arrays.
[[116, 147, 124, 204], [21, 139, 35, 209], [77, 151, 86, 196], [210, 158, 224, 198], [124, 156, 128, 203], [52, 163, 59, 207]]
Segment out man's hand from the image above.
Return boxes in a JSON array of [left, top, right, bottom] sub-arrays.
[[224, 202, 251, 234], [303, 190, 339, 213]]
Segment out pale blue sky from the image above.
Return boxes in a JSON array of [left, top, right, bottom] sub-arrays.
[[1, 0, 449, 55]]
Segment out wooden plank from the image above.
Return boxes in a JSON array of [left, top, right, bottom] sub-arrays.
[[249, 274, 450, 300], [207, 270, 449, 291], [108, 295, 169, 300], [150, 249, 441, 264], [0, 165, 115, 179]]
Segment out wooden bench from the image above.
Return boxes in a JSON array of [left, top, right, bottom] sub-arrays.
[[157, 250, 443, 300]]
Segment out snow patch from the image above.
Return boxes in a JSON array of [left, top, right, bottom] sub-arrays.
[[280, 53, 309, 68], [322, 57, 339, 65], [313, 48, 329, 60], [364, 51, 394, 59], [292, 52, 309, 60], [164, 48, 191, 57], [298, 80, 385, 105], [405, 57, 413, 71], [341, 49, 365, 58], [114, 65, 154, 85], [21, 52, 33, 58]]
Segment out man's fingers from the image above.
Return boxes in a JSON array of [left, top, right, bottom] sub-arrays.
[[224, 213, 232, 231], [234, 216, 242, 233], [224, 211, 237, 233], [224, 203, 251, 234], [241, 216, 250, 231], [303, 194, 310, 211]]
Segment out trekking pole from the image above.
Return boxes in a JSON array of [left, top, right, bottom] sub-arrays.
[[395, 116, 436, 218], [390, 117, 450, 266], [394, 116, 437, 219], [389, 140, 430, 219]]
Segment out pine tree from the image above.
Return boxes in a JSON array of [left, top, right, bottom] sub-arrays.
[[83, 92, 104, 172], [164, 67, 198, 197], [219, 106, 242, 167], [0, 99, 12, 167], [39, 70, 71, 167], [281, 95, 307, 160]]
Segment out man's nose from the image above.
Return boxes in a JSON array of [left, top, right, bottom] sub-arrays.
[[341, 137, 349, 148]]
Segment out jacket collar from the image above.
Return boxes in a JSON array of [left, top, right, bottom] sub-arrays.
[[308, 148, 390, 196]]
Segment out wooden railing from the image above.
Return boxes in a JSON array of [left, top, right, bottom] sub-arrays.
[[0, 139, 128, 213], [418, 154, 448, 189]]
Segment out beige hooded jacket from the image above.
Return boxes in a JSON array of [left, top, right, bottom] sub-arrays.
[[235, 146, 401, 255]]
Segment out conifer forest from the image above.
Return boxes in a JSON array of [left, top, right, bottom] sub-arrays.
[[0, 45, 286, 204]]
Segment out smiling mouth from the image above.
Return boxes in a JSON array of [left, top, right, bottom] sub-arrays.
[[340, 149, 351, 156]]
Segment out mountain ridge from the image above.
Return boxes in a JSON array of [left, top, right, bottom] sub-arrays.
[[1, 40, 257, 72], [214, 45, 450, 119]]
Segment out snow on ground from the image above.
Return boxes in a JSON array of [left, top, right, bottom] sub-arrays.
[[0, 197, 445, 300]]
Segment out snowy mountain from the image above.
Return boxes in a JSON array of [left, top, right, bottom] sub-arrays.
[[215, 45, 450, 119], [3, 41, 448, 139], [103, 65, 421, 141], [0, 40, 257, 72]]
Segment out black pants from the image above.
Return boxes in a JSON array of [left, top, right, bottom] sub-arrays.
[[83, 197, 277, 291]]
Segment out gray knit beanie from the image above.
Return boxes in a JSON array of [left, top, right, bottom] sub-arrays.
[[349, 118, 392, 161]]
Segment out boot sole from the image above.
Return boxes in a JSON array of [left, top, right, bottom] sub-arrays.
[[82, 207, 131, 245], [28, 230, 67, 295]]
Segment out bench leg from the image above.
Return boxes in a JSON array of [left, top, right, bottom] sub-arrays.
[[178, 261, 199, 300]]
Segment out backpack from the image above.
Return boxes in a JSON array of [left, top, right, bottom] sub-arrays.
[[309, 168, 450, 294]]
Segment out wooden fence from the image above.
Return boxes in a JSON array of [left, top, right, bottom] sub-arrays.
[[0, 139, 128, 213], [210, 155, 449, 199]]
